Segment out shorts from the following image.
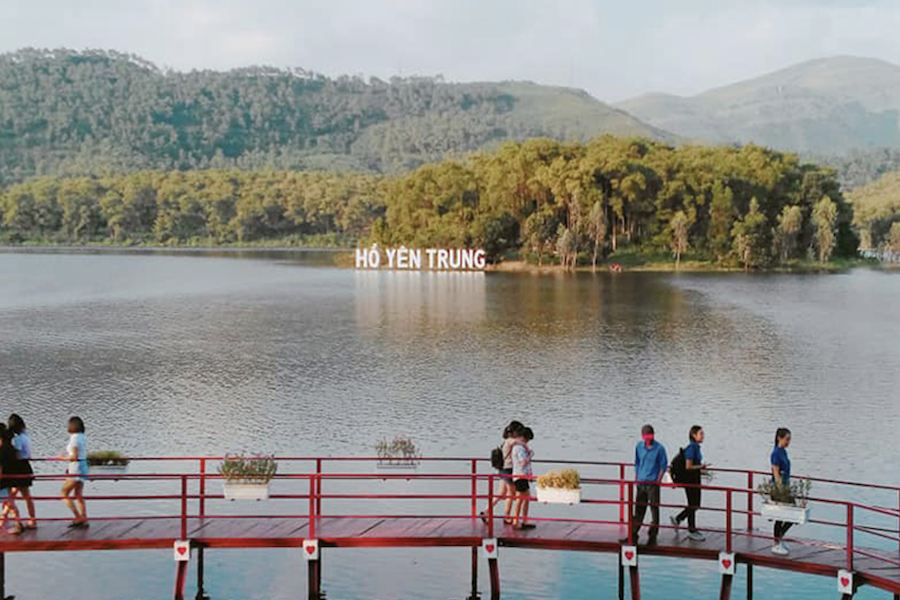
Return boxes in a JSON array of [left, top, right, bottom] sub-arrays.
[[514, 479, 530, 493], [498, 468, 513, 481]]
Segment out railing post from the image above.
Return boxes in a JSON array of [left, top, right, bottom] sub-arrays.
[[199, 458, 206, 520], [627, 482, 634, 545], [487, 474, 495, 539], [316, 459, 323, 517], [309, 475, 317, 540], [181, 475, 188, 540], [846, 504, 854, 572], [619, 464, 626, 524], [747, 471, 754, 532], [471, 459, 478, 518], [897, 489, 900, 556], [726, 490, 733, 554]]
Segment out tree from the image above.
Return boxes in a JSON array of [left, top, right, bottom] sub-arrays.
[[731, 198, 769, 271], [708, 182, 735, 261], [555, 224, 577, 270], [774, 205, 803, 262], [889, 222, 900, 255], [587, 200, 608, 271], [812, 195, 838, 263], [670, 210, 691, 268]]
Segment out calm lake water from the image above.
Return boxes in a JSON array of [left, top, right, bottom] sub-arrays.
[[0, 249, 898, 600]]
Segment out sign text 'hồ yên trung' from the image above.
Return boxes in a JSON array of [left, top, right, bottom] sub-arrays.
[[355, 246, 486, 270]]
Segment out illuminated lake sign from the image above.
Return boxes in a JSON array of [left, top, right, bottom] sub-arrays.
[[355, 245, 487, 271]]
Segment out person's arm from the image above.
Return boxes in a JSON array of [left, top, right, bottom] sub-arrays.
[[657, 449, 668, 483], [634, 445, 641, 474], [772, 464, 782, 486]]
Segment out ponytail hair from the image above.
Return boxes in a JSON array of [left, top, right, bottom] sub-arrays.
[[775, 427, 791, 445]]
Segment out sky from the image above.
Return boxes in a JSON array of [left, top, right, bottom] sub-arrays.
[[2, 0, 900, 102]]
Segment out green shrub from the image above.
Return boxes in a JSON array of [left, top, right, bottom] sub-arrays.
[[87, 450, 130, 467], [537, 469, 581, 490], [219, 453, 278, 484]]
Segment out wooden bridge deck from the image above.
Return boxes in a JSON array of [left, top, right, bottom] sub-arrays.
[[2, 516, 898, 593]]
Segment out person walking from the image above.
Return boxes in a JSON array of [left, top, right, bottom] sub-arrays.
[[0, 424, 24, 534], [482, 420, 524, 526], [8, 414, 37, 529], [511, 427, 535, 530], [770, 427, 793, 555], [60, 416, 89, 528], [670, 425, 709, 541], [623, 424, 668, 545]]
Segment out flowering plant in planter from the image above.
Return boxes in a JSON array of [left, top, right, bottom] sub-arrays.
[[219, 454, 278, 500], [536, 469, 582, 504], [376, 437, 421, 468], [87, 451, 130, 468], [758, 479, 812, 524]]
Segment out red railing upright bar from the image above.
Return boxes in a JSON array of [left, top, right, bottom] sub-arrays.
[[470, 459, 478, 518], [847, 504, 854, 571], [726, 490, 733, 554], [746, 471, 754, 532], [618, 464, 626, 524], [199, 458, 206, 519], [487, 474, 495, 539], [180, 476, 188, 540]]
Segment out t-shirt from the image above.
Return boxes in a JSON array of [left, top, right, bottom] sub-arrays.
[[511, 443, 533, 480], [12, 432, 31, 460], [67, 433, 89, 476], [770, 445, 790, 485], [501, 438, 516, 470], [684, 441, 702, 465], [635, 440, 668, 483]]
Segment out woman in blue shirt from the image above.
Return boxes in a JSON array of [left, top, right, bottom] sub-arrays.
[[670, 425, 709, 541], [770, 427, 792, 555]]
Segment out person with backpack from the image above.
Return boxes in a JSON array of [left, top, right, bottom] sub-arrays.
[[622, 424, 668, 546], [670, 425, 709, 541], [481, 420, 524, 526]]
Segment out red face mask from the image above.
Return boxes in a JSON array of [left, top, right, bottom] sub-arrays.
[[642, 433, 655, 447]]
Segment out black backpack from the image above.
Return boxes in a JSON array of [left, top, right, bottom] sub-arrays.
[[670, 447, 688, 484], [490, 446, 504, 470]]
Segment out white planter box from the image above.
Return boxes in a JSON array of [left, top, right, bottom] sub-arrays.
[[760, 502, 809, 524], [536, 486, 582, 505], [223, 482, 270, 501], [89, 464, 129, 474]]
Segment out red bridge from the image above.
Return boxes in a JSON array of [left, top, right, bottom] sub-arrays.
[[1, 457, 898, 600]]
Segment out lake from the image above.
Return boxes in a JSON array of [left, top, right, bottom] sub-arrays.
[[0, 249, 898, 600]]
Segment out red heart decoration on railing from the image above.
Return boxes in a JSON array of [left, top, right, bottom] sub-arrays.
[[722, 559, 732, 569], [624, 551, 634, 561], [840, 577, 850, 588], [177, 546, 187, 556], [485, 544, 495, 553], [305, 545, 316, 555]]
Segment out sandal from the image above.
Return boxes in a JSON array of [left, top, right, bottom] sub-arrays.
[[516, 523, 536, 530], [479, 511, 488, 525]]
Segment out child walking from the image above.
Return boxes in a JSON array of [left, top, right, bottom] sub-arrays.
[[511, 427, 535, 530], [60, 417, 89, 528]]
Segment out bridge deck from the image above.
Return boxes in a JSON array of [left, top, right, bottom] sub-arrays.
[[2, 516, 898, 593]]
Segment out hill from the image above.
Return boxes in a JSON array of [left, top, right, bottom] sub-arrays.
[[617, 56, 900, 155], [0, 48, 672, 185]]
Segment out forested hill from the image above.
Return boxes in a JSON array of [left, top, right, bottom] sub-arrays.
[[0, 48, 672, 185]]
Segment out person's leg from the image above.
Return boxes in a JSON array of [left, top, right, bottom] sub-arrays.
[[521, 491, 530, 526], [74, 482, 87, 522], [21, 487, 36, 527], [686, 487, 701, 532], [675, 487, 691, 524], [631, 486, 650, 540], [503, 481, 515, 522], [62, 479, 82, 520], [648, 485, 661, 541]]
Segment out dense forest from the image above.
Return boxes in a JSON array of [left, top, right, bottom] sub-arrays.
[[849, 171, 900, 252], [0, 136, 857, 269], [0, 49, 666, 186]]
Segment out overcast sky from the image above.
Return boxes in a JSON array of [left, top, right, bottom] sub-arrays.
[[3, 0, 899, 102]]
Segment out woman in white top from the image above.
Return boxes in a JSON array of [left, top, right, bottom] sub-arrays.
[[8, 414, 37, 529], [59, 416, 89, 528]]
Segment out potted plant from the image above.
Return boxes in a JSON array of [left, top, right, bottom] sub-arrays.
[[87, 451, 130, 473], [536, 469, 582, 504], [758, 479, 812, 524], [376, 437, 421, 468], [220, 453, 278, 500]]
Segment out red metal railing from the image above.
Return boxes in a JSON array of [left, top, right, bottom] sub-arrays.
[[16, 457, 900, 589]]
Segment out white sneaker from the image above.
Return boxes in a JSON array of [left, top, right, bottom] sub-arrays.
[[781, 542, 791, 552], [669, 516, 680, 531], [687, 531, 706, 541], [771, 543, 790, 556]]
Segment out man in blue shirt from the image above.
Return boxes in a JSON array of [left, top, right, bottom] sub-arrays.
[[625, 424, 668, 545]]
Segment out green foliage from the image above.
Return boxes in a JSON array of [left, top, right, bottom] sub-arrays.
[[812, 196, 838, 262], [774, 205, 803, 262], [375, 437, 421, 466], [849, 171, 900, 250], [218, 454, 278, 484], [537, 469, 581, 490], [0, 49, 666, 186], [87, 450, 130, 467], [757, 478, 813, 508], [731, 198, 771, 270]]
